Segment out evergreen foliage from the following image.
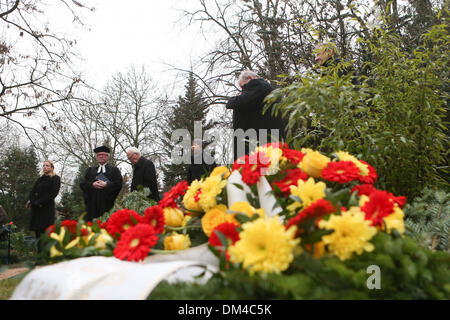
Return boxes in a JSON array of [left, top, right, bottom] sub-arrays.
[[0, 146, 40, 230], [404, 188, 450, 252], [161, 72, 215, 191], [148, 233, 450, 300], [102, 187, 157, 222], [57, 163, 89, 220], [267, 21, 449, 199]]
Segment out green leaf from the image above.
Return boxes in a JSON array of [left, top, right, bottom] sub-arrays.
[[301, 229, 334, 245]]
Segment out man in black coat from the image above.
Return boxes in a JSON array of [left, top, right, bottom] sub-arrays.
[[126, 147, 160, 202], [226, 70, 287, 161], [80, 146, 123, 221], [187, 138, 217, 184]]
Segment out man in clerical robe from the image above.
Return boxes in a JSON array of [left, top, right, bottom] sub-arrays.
[[79, 146, 123, 221]]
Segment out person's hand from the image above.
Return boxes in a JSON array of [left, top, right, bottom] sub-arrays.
[[25, 200, 31, 209], [97, 180, 107, 189], [93, 181, 102, 189]]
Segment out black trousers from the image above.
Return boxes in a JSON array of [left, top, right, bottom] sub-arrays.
[[35, 229, 45, 253]]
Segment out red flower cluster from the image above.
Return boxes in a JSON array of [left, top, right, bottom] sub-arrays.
[[352, 184, 406, 208], [286, 199, 336, 232], [357, 160, 378, 184], [106, 209, 142, 239], [141, 205, 165, 234], [321, 161, 360, 184], [282, 148, 306, 165], [351, 184, 376, 197], [159, 181, 189, 208], [360, 190, 395, 227], [272, 168, 308, 196], [240, 151, 271, 185], [113, 224, 158, 262], [209, 222, 240, 260]]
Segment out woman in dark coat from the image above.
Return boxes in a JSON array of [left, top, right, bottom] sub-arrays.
[[28, 160, 61, 252]]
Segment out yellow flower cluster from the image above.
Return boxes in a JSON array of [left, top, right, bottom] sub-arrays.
[[335, 151, 369, 177], [164, 232, 191, 250], [253, 145, 283, 175], [197, 175, 228, 212], [299, 150, 330, 178], [228, 216, 300, 275], [319, 207, 377, 261], [288, 177, 326, 212], [183, 169, 229, 214], [201, 204, 238, 237], [183, 179, 203, 213], [49, 225, 114, 258], [229, 201, 265, 219], [163, 207, 185, 227]]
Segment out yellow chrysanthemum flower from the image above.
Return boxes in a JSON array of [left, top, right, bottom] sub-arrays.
[[228, 216, 300, 275], [201, 204, 236, 236], [319, 207, 377, 261], [229, 201, 265, 219], [163, 207, 185, 227], [287, 177, 326, 212], [359, 195, 370, 206], [198, 175, 228, 212], [299, 150, 330, 178], [335, 151, 369, 176], [253, 145, 283, 175], [164, 232, 191, 251], [383, 206, 405, 235], [183, 179, 203, 213], [210, 166, 231, 179]]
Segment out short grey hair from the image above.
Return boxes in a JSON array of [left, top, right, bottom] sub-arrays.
[[238, 70, 259, 83], [126, 147, 141, 155]]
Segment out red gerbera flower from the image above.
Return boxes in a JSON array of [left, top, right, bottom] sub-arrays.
[[232, 155, 249, 171], [113, 224, 158, 262], [141, 205, 165, 234], [209, 222, 240, 260], [390, 194, 407, 208], [286, 199, 336, 232], [106, 209, 142, 239], [159, 181, 189, 208], [241, 151, 270, 185], [60, 220, 78, 235], [46, 224, 55, 234], [272, 168, 308, 196], [357, 160, 377, 184], [321, 161, 360, 184], [351, 184, 376, 197], [282, 148, 306, 165], [360, 190, 394, 227]]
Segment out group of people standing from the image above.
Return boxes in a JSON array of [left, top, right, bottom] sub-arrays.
[[27, 44, 341, 252]]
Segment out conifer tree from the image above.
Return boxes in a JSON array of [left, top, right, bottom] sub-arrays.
[[0, 146, 40, 230], [161, 72, 216, 191]]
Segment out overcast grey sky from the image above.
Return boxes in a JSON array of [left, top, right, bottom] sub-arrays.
[[68, 0, 213, 93]]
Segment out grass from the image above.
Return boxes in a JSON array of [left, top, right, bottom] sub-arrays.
[[0, 272, 28, 300]]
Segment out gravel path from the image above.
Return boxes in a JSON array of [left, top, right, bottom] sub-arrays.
[[0, 268, 29, 280]]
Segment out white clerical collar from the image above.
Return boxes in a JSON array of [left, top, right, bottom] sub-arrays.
[[97, 164, 106, 173]]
